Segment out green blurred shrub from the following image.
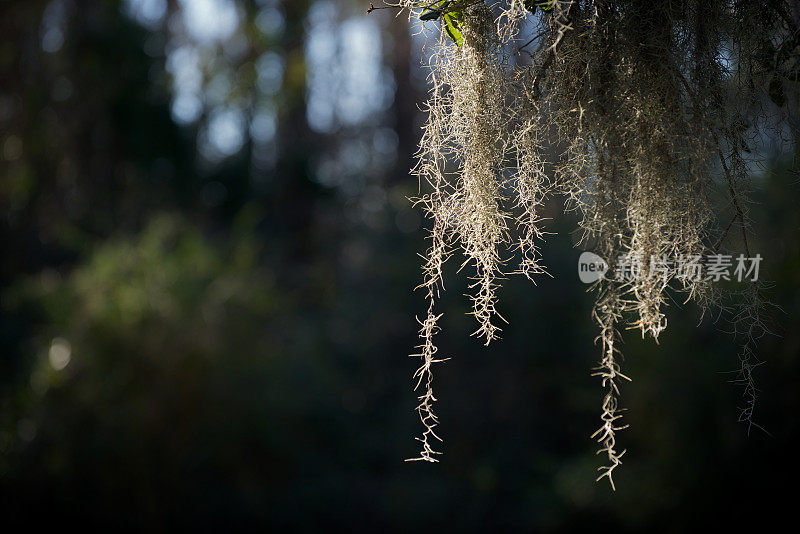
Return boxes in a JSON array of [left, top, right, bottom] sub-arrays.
[[2, 213, 306, 526]]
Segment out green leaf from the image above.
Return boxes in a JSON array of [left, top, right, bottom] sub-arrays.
[[416, 1, 463, 47], [419, 0, 449, 21], [538, 0, 555, 11], [442, 11, 464, 47]]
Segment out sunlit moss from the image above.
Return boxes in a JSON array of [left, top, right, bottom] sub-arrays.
[[391, 0, 793, 487]]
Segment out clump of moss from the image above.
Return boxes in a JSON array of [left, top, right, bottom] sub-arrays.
[[388, 0, 793, 488]]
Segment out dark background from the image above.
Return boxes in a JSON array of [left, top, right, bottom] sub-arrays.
[[0, 1, 798, 531]]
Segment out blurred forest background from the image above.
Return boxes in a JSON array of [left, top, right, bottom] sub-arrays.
[[0, 0, 798, 531]]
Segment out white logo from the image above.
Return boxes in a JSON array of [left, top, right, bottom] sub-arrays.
[[578, 252, 608, 283]]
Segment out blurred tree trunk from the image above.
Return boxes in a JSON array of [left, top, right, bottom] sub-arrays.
[[270, 0, 322, 260], [387, 12, 420, 188]]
